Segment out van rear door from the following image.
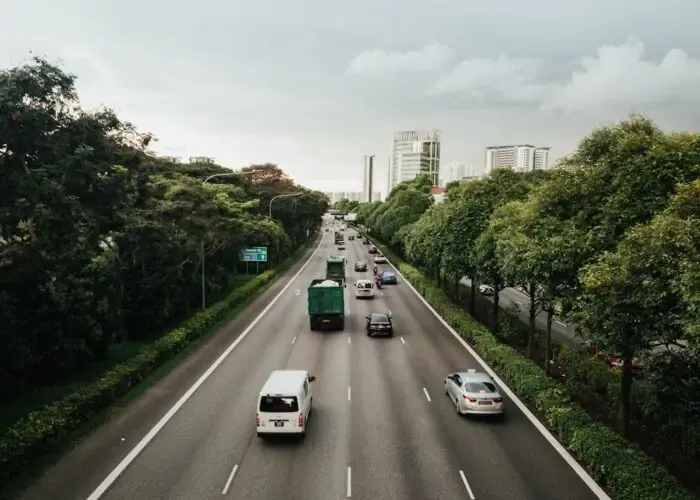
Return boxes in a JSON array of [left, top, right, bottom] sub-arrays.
[[259, 395, 300, 428]]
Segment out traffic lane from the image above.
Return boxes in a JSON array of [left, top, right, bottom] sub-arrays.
[[97, 245, 330, 500], [460, 277, 577, 347], [19, 236, 327, 500], [382, 281, 600, 500], [349, 289, 472, 500], [224, 326, 352, 499]]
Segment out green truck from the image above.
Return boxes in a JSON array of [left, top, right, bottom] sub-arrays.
[[307, 257, 346, 330]]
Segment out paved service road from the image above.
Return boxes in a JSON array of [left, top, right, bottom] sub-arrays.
[[22, 226, 605, 500], [461, 277, 577, 347]]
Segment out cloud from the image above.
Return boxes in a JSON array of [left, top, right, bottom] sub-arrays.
[[364, 37, 700, 113], [347, 42, 457, 74], [426, 55, 548, 103], [544, 37, 700, 113]]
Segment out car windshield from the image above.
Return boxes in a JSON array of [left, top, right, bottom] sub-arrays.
[[464, 382, 497, 394], [259, 395, 299, 412], [370, 313, 389, 323]]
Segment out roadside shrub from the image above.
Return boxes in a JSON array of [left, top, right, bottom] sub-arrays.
[[358, 229, 693, 500]]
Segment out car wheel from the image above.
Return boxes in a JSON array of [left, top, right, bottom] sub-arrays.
[[455, 399, 463, 415]]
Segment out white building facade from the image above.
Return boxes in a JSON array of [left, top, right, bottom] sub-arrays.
[[388, 130, 441, 191], [485, 145, 551, 173]]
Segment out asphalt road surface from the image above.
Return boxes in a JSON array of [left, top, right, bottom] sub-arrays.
[[22, 227, 605, 500], [461, 278, 577, 348]]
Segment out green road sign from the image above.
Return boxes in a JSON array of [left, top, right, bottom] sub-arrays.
[[241, 246, 268, 262]]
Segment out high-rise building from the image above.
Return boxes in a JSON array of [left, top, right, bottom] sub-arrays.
[[485, 145, 551, 173], [362, 156, 375, 203], [324, 191, 372, 204], [533, 147, 551, 170], [388, 130, 441, 190], [159, 156, 182, 163]]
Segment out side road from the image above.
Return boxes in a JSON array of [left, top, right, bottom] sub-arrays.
[[18, 235, 323, 500]]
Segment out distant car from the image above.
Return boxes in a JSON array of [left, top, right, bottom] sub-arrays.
[[355, 261, 367, 272], [444, 369, 504, 416], [366, 312, 393, 337], [348, 235, 355, 240], [338, 243, 346, 250], [362, 239, 370, 245], [355, 279, 375, 299], [380, 271, 397, 285], [478, 284, 494, 296], [368, 245, 378, 254], [374, 255, 387, 264]]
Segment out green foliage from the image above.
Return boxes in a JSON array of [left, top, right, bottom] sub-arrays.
[[0, 59, 326, 401], [360, 234, 693, 500]]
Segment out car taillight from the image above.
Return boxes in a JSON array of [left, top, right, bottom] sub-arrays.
[[463, 396, 476, 402], [298, 414, 303, 427], [256, 414, 260, 426], [493, 397, 503, 403]]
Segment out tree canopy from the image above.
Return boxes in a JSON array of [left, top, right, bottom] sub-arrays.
[[0, 58, 327, 399]]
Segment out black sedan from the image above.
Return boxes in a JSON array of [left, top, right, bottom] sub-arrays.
[[355, 260, 367, 272], [366, 312, 393, 337]]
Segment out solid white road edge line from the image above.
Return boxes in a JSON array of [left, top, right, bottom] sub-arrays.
[[386, 257, 611, 500], [346, 466, 352, 497], [556, 320, 567, 326], [422, 387, 432, 402], [85, 236, 325, 500], [291, 336, 296, 344], [458, 470, 475, 500], [221, 464, 239, 495]]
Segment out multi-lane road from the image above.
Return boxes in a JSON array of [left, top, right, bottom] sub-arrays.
[[21, 228, 607, 500]]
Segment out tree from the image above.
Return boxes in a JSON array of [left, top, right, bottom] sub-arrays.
[[570, 180, 700, 436], [0, 58, 327, 400]]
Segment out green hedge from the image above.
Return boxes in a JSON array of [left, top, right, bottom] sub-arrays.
[[0, 237, 317, 490], [358, 230, 693, 500]]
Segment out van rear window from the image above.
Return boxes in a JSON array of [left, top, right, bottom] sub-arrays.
[[259, 396, 299, 412]]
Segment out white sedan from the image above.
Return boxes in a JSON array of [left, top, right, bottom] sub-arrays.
[[444, 369, 504, 416], [374, 255, 387, 264], [478, 284, 494, 295]]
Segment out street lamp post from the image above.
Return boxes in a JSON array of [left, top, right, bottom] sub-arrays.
[[200, 171, 252, 310], [268, 192, 303, 263]]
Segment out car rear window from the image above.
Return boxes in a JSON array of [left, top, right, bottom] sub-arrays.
[[259, 396, 299, 412], [359, 282, 372, 289], [371, 314, 389, 323], [464, 382, 497, 393]]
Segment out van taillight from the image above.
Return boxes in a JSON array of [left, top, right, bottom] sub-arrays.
[[256, 414, 260, 426], [298, 414, 303, 427]]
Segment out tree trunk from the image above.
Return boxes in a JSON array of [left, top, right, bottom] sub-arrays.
[[618, 330, 633, 437], [469, 279, 476, 315], [527, 282, 536, 358], [492, 289, 500, 334], [453, 276, 459, 300], [545, 308, 553, 375]]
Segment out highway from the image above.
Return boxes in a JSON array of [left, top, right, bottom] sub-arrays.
[[22, 225, 605, 500], [460, 278, 577, 348]]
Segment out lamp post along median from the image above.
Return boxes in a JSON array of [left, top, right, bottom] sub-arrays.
[[200, 171, 253, 310], [268, 192, 303, 263]]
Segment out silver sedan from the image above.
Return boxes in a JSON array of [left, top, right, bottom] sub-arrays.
[[444, 370, 504, 416]]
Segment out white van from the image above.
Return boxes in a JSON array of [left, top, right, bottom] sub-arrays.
[[257, 369, 315, 438], [355, 279, 374, 299]]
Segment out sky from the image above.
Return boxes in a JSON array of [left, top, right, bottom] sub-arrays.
[[3, 1, 700, 197]]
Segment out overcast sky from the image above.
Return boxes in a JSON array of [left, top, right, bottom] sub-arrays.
[[3, 0, 700, 196]]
